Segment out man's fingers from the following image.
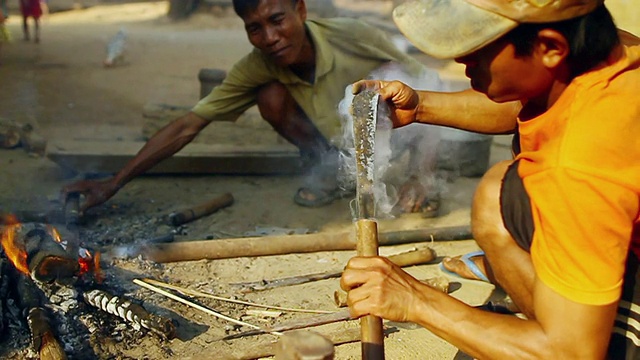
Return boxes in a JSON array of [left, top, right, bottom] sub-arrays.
[[341, 257, 391, 291], [352, 80, 384, 94], [345, 286, 373, 318]]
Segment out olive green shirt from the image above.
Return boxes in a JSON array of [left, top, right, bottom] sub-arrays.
[[191, 17, 424, 139]]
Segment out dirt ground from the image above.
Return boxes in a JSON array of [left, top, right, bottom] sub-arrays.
[[0, 1, 636, 359]]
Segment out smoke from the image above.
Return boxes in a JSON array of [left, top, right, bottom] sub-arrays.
[[334, 62, 450, 218]]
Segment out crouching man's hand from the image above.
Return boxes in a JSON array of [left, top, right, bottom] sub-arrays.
[[340, 256, 429, 323]]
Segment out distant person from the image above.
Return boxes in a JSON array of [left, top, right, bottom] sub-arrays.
[[20, 0, 42, 43], [0, 0, 10, 61], [61, 0, 444, 216]]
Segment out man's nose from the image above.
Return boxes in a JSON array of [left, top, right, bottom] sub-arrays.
[[454, 55, 478, 67], [263, 26, 279, 45]]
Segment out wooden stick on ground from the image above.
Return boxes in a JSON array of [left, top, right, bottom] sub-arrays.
[[141, 278, 333, 314], [218, 326, 368, 360], [133, 279, 281, 335], [229, 246, 436, 292], [221, 309, 353, 341], [138, 225, 470, 263], [274, 330, 334, 360]]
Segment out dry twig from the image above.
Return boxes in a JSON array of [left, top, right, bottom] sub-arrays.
[[133, 279, 282, 335], [141, 278, 332, 314]]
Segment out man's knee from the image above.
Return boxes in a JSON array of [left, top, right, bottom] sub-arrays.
[[256, 81, 294, 125], [471, 160, 513, 248]]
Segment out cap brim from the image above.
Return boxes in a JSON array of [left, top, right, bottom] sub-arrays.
[[393, 0, 518, 59]]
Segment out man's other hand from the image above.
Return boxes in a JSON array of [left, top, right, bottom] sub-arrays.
[[352, 80, 420, 128], [60, 178, 120, 213]]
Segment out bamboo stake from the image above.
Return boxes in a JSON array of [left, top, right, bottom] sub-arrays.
[[355, 219, 385, 360], [141, 278, 333, 314], [132, 279, 282, 335]]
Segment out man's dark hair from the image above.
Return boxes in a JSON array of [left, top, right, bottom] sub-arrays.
[[232, 0, 298, 17], [504, 5, 620, 78]]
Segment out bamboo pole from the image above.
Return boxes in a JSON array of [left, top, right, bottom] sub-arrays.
[[137, 225, 470, 263]]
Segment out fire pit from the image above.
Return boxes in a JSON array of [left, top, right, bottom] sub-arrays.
[[0, 217, 176, 359]]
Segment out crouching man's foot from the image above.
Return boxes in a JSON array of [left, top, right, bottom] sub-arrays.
[[440, 251, 490, 283], [395, 175, 441, 217], [294, 147, 354, 208]]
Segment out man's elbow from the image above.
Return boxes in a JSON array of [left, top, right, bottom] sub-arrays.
[[176, 112, 209, 137]]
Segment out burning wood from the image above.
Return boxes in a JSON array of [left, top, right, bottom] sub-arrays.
[[83, 289, 177, 340], [1, 222, 79, 283], [17, 274, 68, 360]]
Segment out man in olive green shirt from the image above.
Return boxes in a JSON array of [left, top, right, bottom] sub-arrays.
[[61, 0, 441, 214]]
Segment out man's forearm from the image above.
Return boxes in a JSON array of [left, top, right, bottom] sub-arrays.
[[111, 112, 209, 188], [415, 88, 520, 134], [412, 282, 614, 360], [413, 287, 550, 360]]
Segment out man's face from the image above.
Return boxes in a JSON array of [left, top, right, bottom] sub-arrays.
[[455, 38, 553, 103], [240, 0, 308, 68]]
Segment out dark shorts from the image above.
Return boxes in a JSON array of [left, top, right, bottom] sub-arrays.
[[500, 160, 639, 359]]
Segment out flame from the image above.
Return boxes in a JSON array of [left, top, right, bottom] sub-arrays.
[[1, 216, 101, 281], [0, 223, 29, 275]]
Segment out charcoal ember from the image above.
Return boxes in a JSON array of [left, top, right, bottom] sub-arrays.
[[0, 259, 7, 335]]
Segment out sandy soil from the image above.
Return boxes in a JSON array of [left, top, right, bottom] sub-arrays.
[[0, 1, 635, 359]]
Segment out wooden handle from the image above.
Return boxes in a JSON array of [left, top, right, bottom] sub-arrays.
[[168, 192, 234, 226], [355, 219, 385, 360]]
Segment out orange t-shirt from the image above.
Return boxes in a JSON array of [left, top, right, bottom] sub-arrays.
[[516, 45, 640, 306]]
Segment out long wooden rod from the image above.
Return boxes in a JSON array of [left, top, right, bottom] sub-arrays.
[[136, 225, 470, 263]]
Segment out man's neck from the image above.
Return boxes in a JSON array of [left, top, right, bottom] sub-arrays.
[[289, 28, 316, 83]]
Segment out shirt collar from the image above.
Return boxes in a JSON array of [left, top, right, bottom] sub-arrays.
[[305, 20, 334, 81]]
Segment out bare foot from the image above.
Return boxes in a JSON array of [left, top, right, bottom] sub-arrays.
[[441, 253, 489, 282]]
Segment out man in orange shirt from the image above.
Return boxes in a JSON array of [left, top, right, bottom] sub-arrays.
[[341, 0, 640, 358]]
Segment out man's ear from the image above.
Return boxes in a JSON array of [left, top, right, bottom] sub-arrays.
[[535, 29, 570, 69], [296, 0, 308, 21]]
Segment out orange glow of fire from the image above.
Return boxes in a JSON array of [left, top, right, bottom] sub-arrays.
[[0, 223, 29, 275], [1, 216, 101, 281]]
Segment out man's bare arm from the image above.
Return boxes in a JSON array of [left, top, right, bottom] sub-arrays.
[[111, 112, 209, 188], [354, 81, 521, 134], [415, 88, 521, 134], [342, 257, 617, 359], [412, 278, 616, 359], [61, 112, 210, 211]]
